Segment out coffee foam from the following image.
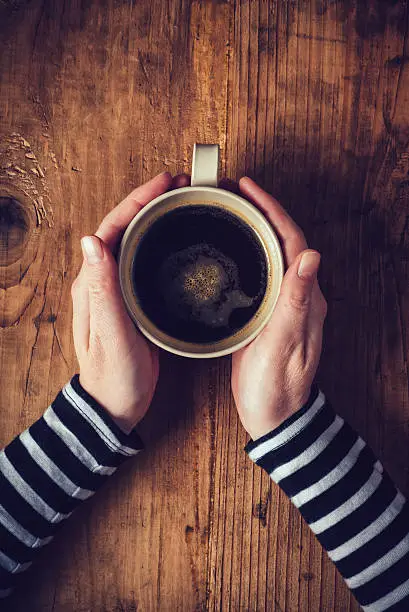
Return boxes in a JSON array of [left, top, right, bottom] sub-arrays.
[[158, 243, 255, 328]]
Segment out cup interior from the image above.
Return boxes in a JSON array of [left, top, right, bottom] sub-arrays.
[[119, 187, 284, 358]]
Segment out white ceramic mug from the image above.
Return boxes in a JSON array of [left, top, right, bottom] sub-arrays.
[[119, 144, 284, 358]]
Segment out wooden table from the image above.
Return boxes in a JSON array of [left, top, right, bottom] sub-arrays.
[[1, 1, 408, 610]]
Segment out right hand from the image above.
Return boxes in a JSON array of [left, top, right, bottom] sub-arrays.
[[231, 178, 327, 440]]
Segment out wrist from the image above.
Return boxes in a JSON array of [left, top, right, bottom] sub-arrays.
[[79, 374, 140, 435], [66, 375, 145, 455], [246, 387, 311, 441]]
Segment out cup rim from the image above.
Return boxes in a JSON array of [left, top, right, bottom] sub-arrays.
[[119, 186, 284, 358]]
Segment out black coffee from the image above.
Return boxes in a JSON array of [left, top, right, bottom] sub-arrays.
[[132, 205, 268, 343]]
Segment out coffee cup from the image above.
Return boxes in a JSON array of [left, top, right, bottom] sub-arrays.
[[119, 144, 284, 358]]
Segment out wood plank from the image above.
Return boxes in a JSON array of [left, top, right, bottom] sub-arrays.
[[1, 1, 230, 610], [0, 1, 408, 610], [216, 1, 408, 611]]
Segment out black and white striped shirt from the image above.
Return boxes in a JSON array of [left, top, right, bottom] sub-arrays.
[[0, 375, 143, 599], [1, 379, 408, 609], [246, 386, 409, 611]]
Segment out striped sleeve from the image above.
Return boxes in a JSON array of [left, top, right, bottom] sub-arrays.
[[0, 374, 143, 599], [245, 387, 409, 612]]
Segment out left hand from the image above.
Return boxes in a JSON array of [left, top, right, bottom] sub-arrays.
[[71, 172, 189, 433]]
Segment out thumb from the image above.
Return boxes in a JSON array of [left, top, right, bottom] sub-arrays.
[[80, 235, 131, 336], [266, 249, 321, 335]]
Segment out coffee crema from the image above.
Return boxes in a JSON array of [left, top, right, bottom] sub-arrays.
[[132, 205, 268, 343]]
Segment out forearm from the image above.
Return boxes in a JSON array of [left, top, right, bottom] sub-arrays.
[[246, 387, 409, 611], [0, 375, 143, 598]]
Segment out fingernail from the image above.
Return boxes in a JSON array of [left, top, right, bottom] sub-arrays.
[[81, 236, 103, 264], [298, 251, 321, 280]]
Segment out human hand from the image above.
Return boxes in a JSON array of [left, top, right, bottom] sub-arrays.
[[71, 172, 189, 433], [231, 178, 327, 440]]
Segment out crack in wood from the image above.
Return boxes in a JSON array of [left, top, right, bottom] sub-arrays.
[[23, 269, 50, 405]]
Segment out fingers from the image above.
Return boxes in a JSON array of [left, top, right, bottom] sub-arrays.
[[95, 172, 173, 252], [73, 171, 190, 356], [80, 235, 134, 343], [265, 250, 325, 339], [280, 249, 322, 316], [71, 263, 90, 355], [239, 177, 307, 265], [219, 177, 240, 194], [170, 173, 190, 189]]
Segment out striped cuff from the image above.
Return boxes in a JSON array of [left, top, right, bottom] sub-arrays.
[[68, 374, 144, 457], [245, 385, 324, 459], [0, 376, 143, 599], [245, 389, 409, 611]]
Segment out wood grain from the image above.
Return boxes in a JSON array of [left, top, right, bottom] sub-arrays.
[[0, 1, 408, 610]]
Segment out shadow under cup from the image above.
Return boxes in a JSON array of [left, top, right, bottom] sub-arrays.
[[119, 187, 284, 358]]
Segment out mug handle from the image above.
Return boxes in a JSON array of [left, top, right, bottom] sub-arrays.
[[191, 144, 219, 187]]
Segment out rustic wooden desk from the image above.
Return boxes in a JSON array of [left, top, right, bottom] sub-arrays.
[[1, 1, 408, 610]]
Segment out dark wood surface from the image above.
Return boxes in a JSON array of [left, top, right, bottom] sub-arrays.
[[1, 1, 408, 610]]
